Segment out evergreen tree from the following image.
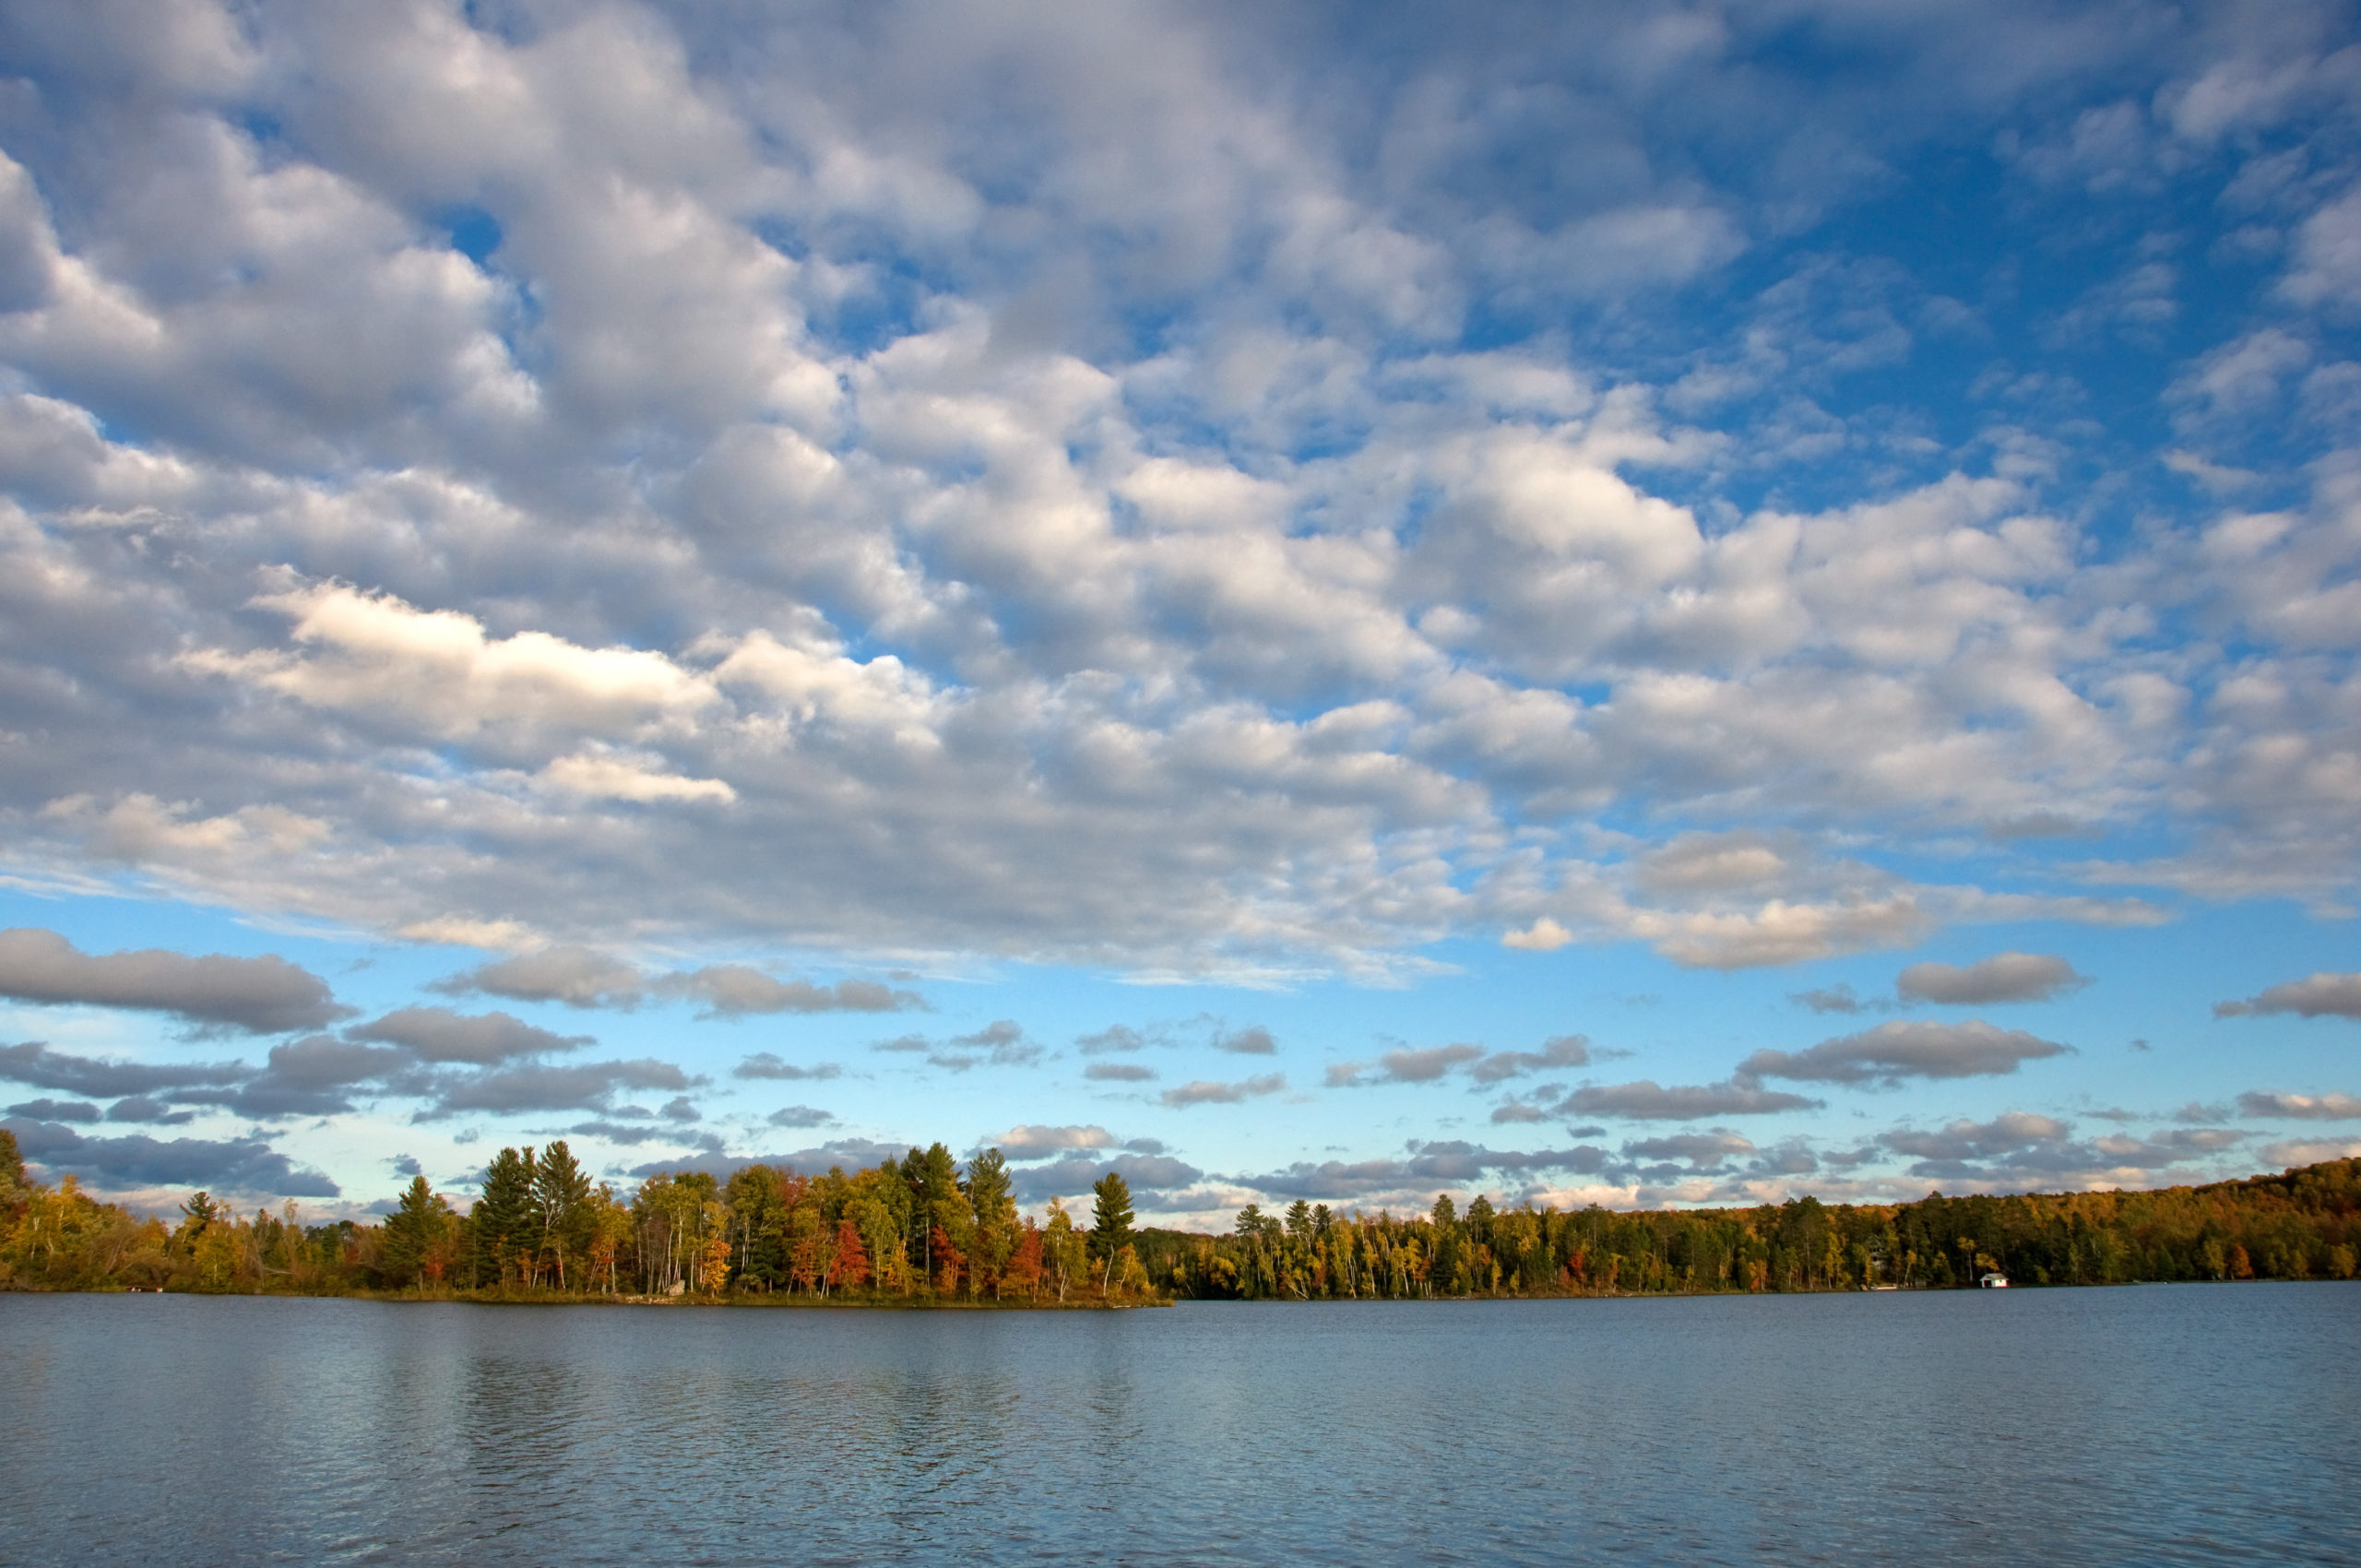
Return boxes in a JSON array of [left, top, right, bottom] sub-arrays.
[[903, 1143, 966, 1286], [382, 1175, 453, 1289], [0, 1127, 26, 1218], [530, 1140, 591, 1288], [471, 1146, 536, 1288], [177, 1190, 219, 1240], [1089, 1170, 1135, 1280], [964, 1147, 1018, 1296]]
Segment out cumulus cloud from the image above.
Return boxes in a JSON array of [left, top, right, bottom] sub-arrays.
[[1006, 1151, 1205, 1205], [1790, 985, 1875, 1015], [433, 948, 647, 1010], [184, 1035, 417, 1118], [2260, 1137, 2361, 1168], [731, 1053, 842, 1081], [1877, 1111, 2244, 1184], [2214, 973, 2361, 1019], [765, 1106, 836, 1129], [0, 1040, 247, 1100], [1329, 1043, 1482, 1087], [1214, 1026, 1277, 1055], [1502, 919, 1573, 951], [1241, 1142, 1613, 1201], [7, 1098, 98, 1123], [1330, 1036, 1590, 1089], [413, 1058, 697, 1119], [6, 1117, 339, 1197], [105, 1097, 193, 1125], [1622, 1131, 1757, 1170], [432, 951, 921, 1018], [2238, 1091, 2361, 1120], [655, 967, 924, 1017], [1161, 1074, 1287, 1108], [1738, 1020, 2073, 1087], [1085, 1063, 1157, 1082], [347, 1006, 590, 1064], [1563, 1080, 1821, 1120], [1883, 1111, 2072, 1162], [0, 928, 349, 1034], [1896, 952, 2089, 1004], [1468, 1036, 1592, 1084], [192, 580, 721, 747], [989, 1124, 1117, 1159], [883, 1020, 1040, 1073]]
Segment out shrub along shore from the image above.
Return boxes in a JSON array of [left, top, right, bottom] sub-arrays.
[[3, 1129, 2353, 1304]]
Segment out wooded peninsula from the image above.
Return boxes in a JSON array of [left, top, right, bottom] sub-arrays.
[[3, 1128, 2355, 1305]]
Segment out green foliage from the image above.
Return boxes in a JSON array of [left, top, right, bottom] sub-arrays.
[[471, 1146, 536, 1288], [18, 1143, 2349, 1309], [1089, 1172, 1135, 1264], [1155, 1160, 2361, 1301], [381, 1175, 458, 1289], [964, 1148, 1018, 1296]]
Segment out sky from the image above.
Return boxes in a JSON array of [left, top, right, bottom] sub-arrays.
[[1, 0, 2358, 1226]]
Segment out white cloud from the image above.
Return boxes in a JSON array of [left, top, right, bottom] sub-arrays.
[[186, 580, 721, 748]]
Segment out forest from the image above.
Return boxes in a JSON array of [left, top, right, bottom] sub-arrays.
[[2, 1127, 2355, 1303]]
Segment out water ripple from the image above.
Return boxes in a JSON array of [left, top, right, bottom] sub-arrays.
[[2, 1286, 2355, 1565]]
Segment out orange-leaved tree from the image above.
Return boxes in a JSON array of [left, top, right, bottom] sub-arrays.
[[827, 1218, 870, 1295]]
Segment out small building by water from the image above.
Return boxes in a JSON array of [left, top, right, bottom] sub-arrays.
[[1978, 1272, 2010, 1289]]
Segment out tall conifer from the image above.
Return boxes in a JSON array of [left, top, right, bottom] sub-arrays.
[[1089, 1172, 1134, 1263], [471, 1146, 536, 1288]]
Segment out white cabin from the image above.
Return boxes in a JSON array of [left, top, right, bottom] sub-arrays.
[[1978, 1271, 2010, 1289]]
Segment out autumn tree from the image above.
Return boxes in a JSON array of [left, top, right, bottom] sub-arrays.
[[1043, 1197, 1086, 1302], [581, 1183, 632, 1294], [826, 1218, 870, 1295], [1006, 1217, 1045, 1300], [699, 1200, 733, 1294]]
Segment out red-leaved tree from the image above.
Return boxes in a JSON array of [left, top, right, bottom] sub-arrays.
[[828, 1218, 870, 1294]]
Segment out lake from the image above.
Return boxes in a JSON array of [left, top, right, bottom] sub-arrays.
[[2, 1284, 2355, 1565]]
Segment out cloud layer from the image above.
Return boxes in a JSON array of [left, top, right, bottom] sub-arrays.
[[0, 0, 2355, 1216]]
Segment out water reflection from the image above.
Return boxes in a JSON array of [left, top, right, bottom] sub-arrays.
[[2, 1286, 2355, 1565]]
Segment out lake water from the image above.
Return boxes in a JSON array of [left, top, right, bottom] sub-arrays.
[[2, 1284, 2355, 1565]]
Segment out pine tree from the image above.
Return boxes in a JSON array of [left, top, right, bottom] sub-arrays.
[[382, 1175, 452, 1289], [964, 1147, 1017, 1297], [530, 1140, 591, 1289], [904, 1143, 966, 1286], [1089, 1171, 1134, 1289], [471, 1146, 536, 1289], [0, 1126, 25, 1218]]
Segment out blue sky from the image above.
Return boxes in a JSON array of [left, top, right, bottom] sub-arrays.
[[1, 0, 2357, 1223]]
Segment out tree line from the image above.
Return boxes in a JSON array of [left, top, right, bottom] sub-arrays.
[[3, 1127, 2354, 1301], [1140, 1158, 2360, 1299], [0, 1129, 1152, 1303]]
